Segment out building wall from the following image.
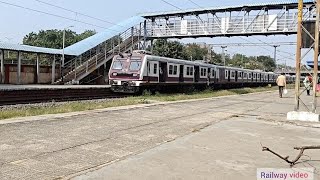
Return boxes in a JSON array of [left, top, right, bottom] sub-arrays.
[[4, 64, 60, 84]]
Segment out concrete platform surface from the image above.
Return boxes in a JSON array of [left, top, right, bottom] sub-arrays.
[[0, 90, 319, 180], [0, 84, 111, 91]]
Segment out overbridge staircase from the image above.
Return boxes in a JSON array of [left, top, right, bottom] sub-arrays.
[[55, 27, 142, 84]]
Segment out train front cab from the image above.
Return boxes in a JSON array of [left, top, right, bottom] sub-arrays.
[[109, 54, 145, 93]]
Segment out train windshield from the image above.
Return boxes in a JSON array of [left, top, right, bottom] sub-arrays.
[[129, 61, 142, 71], [112, 60, 123, 70]]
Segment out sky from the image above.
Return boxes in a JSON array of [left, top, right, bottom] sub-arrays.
[[0, 0, 312, 66]]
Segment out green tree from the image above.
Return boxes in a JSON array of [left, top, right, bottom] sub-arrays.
[[152, 39, 184, 59], [182, 43, 208, 61], [23, 29, 96, 49], [256, 55, 276, 71]]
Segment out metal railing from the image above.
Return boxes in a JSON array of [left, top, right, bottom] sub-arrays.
[[145, 12, 311, 37], [56, 26, 143, 84]]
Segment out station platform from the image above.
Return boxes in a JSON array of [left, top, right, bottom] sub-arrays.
[[0, 90, 319, 179], [0, 84, 111, 91]]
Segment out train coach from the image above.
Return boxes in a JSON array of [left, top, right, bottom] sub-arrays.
[[108, 51, 294, 93]]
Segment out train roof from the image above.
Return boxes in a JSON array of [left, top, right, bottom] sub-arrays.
[[128, 53, 275, 74]]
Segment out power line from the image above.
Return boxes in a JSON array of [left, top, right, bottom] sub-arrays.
[[251, 36, 295, 56], [160, 0, 182, 10], [186, 0, 202, 8], [0, 0, 114, 30], [238, 36, 295, 61], [34, 0, 124, 27]]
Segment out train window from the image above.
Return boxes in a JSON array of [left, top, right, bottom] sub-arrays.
[[190, 67, 194, 76], [153, 64, 158, 74], [244, 73, 247, 78], [173, 65, 178, 75], [112, 61, 123, 70], [200, 68, 207, 77], [225, 70, 229, 79], [169, 65, 173, 75], [212, 69, 215, 77], [231, 71, 235, 78], [186, 66, 193, 76], [253, 74, 256, 79], [129, 61, 142, 71], [239, 72, 242, 78]]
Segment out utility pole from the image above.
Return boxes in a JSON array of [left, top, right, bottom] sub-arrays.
[[294, 0, 303, 111], [61, 26, 73, 83], [312, 0, 320, 113], [221, 46, 227, 66], [273, 45, 280, 69]]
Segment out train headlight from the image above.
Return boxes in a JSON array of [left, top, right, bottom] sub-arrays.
[[112, 72, 118, 76], [133, 74, 138, 77]]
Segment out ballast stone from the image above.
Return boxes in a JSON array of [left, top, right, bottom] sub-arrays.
[[287, 111, 320, 122]]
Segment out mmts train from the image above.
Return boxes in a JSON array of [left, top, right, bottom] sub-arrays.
[[108, 51, 295, 93]]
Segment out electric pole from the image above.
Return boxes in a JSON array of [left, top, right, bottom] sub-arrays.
[[221, 46, 227, 66], [273, 45, 280, 70]]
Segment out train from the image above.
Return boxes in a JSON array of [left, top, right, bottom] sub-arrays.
[[108, 51, 296, 93]]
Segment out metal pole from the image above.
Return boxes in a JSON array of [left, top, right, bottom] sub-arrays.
[[0, 49, 4, 83], [62, 29, 65, 83], [273, 45, 279, 69], [312, 0, 320, 113], [221, 46, 227, 66], [36, 54, 40, 84], [294, 0, 303, 111], [144, 20, 147, 50], [17, 51, 21, 85], [52, 55, 56, 84]]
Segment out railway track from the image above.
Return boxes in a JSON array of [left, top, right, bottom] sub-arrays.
[[0, 88, 129, 106]]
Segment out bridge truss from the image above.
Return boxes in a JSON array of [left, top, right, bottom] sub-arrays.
[[142, 1, 316, 39]]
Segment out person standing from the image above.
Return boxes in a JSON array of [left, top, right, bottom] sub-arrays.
[[303, 74, 312, 96], [276, 73, 287, 98]]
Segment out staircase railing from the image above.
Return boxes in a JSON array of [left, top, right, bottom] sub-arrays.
[[56, 25, 143, 84]]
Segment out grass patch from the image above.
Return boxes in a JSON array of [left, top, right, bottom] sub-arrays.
[[0, 85, 281, 120]]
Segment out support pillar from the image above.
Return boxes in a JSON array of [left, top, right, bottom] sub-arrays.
[[17, 51, 21, 85], [36, 54, 40, 84], [312, 0, 320, 113], [143, 20, 147, 50], [294, 0, 303, 111], [0, 49, 4, 84], [52, 55, 56, 84], [150, 39, 154, 53]]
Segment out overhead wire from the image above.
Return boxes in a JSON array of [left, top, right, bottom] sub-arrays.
[[34, 0, 124, 27], [237, 36, 296, 62], [250, 36, 296, 56], [0, 0, 121, 32], [186, 0, 202, 8], [160, 0, 182, 10]]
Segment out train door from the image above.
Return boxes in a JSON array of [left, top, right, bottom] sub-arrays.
[[159, 62, 167, 82], [194, 66, 200, 82], [179, 65, 184, 82], [235, 71, 238, 82]]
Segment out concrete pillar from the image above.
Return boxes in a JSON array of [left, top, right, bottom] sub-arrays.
[[17, 51, 21, 84], [36, 54, 40, 84], [52, 55, 56, 84], [0, 49, 4, 84]]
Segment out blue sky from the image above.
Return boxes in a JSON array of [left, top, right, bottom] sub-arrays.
[[0, 0, 308, 66]]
